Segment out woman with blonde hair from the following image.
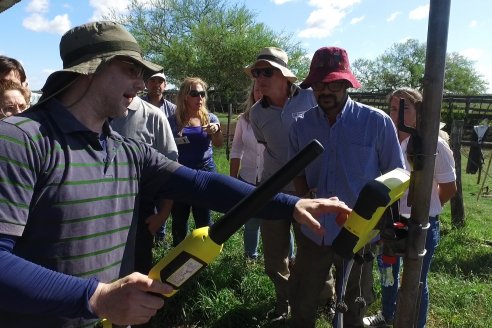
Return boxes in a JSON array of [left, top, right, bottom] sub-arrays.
[[168, 77, 223, 245]]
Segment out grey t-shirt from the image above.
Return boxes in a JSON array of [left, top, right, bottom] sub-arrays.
[[250, 87, 316, 192], [111, 96, 178, 161]]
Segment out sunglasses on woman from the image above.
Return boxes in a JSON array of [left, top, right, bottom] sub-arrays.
[[251, 67, 276, 78], [189, 90, 206, 98]]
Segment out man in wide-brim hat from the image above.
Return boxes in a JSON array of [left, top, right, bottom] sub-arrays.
[[0, 22, 352, 328], [38, 20, 162, 105], [0, 20, 175, 328], [244, 47, 321, 323]]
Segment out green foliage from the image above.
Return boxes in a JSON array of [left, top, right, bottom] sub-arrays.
[[352, 39, 425, 92], [352, 39, 489, 95], [108, 0, 309, 98], [445, 53, 488, 95]]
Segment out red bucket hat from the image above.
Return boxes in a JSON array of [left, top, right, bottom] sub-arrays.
[[300, 47, 361, 89]]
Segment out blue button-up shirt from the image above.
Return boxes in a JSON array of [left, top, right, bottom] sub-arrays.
[[288, 96, 405, 245]]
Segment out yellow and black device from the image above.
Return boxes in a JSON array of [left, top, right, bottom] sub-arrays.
[[149, 139, 324, 296], [332, 168, 410, 259], [97, 139, 324, 327]]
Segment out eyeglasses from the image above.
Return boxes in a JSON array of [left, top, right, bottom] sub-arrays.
[[115, 59, 145, 79], [251, 67, 275, 78], [189, 90, 206, 98], [312, 81, 347, 92], [1, 103, 28, 117]]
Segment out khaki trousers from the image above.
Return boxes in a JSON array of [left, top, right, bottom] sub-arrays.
[[260, 218, 292, 312], [289, 222, 375, 328]]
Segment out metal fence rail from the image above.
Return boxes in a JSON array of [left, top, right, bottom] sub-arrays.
[[164, 90, 492, 141]]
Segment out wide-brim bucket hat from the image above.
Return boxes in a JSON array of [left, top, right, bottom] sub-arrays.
[[39, 21, 162, 103], [244, 47, 297, 83], [300, 46, 361, 89]]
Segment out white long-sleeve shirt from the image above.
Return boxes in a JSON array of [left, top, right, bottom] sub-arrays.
[[230, 115, 264, 184]]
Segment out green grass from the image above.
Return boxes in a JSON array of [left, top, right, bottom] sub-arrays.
[[148, 146, 492, 327]]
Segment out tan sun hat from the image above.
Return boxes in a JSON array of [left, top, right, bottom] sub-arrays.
[[39, 21, 162, 103], [244, 47, 297, 83]]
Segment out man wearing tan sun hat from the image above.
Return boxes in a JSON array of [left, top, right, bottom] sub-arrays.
[[244, 47, 298, 83], [245, 47, 319, 322]]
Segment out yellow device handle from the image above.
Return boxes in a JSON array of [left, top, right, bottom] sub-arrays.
[[332, 168, 410, 259], [148, 226, 223, 297], [95, 227, 222, 327]]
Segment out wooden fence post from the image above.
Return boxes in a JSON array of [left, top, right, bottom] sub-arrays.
[[450, 120, 465, 228]]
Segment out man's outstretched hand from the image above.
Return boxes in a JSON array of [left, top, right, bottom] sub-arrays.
[[293, 197, 351, 236]]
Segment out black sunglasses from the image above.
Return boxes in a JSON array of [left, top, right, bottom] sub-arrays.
[[312, 81, 347, 92], [189, 90, 206, 98], [251, 67, 275, 78]]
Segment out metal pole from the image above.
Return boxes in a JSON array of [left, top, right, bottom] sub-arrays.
[[394, 0, 451, 327]]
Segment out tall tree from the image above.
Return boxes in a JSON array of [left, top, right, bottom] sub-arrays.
[[352, 39, 488, 95], [107, 0, 308, 100], [444, 53, 488, 95]]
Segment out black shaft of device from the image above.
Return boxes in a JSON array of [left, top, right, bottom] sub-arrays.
[[209, 139, 324, 245]]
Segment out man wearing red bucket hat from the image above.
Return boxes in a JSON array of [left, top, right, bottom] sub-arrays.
[[288, 47, 405, 328]]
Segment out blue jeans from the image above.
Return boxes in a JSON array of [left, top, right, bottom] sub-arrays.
[[155, 218, 167, 241], [380, 216, 440, 328], [244, 218, 261, 259], [171, 160, 216, 246], [289, 228, 295, 260], [171, 202, 212, 246], [238, 176, 261, 259]]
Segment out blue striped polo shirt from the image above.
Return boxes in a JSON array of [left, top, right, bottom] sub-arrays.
[[0, 98, 180, 327], [0, 98, 300, 327]]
